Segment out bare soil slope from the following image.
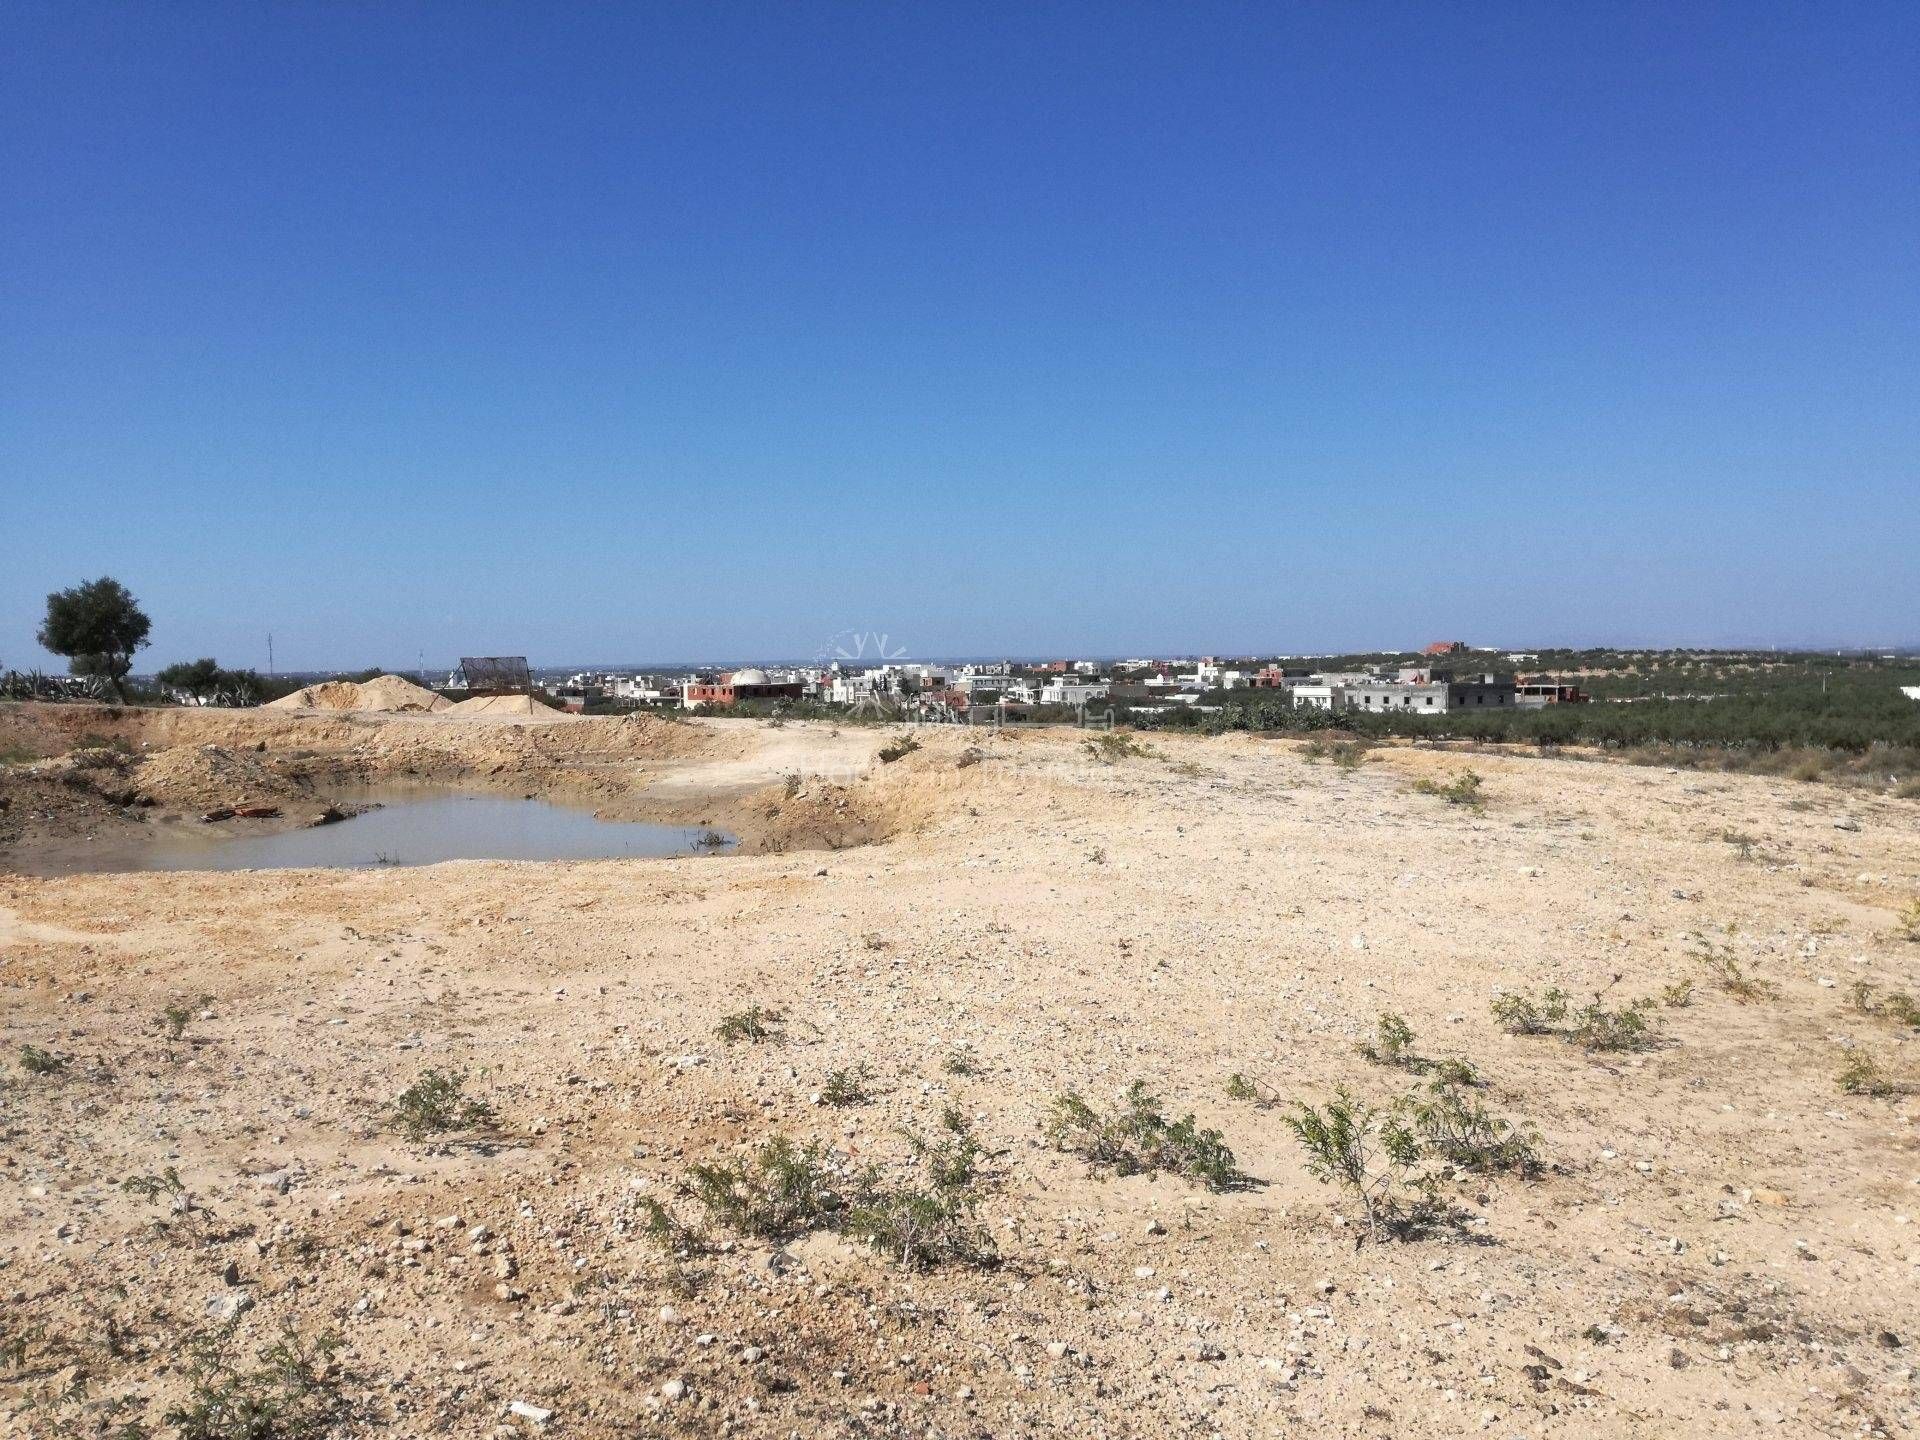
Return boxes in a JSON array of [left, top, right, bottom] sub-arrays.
[[2, 714, 1917, 1438]]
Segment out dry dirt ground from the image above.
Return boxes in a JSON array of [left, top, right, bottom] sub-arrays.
[[2, 703, 1918, 1439]]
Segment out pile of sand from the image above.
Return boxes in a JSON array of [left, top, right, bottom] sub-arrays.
[[443, 693, 572, 719], [267, 675, 451, 714]]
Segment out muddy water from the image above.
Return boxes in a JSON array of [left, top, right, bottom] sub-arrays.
[[10, 788, 733, 876]]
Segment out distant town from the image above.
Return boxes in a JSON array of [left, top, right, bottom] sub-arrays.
[[510, 641, 1588, 719]]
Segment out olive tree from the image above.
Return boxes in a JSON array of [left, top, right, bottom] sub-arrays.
[[37, 577, 151, 701]]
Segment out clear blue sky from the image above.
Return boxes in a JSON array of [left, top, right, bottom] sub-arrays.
[[3, 3, 1916, 671]]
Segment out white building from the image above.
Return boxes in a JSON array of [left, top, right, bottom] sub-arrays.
[[1039, 679, 1110, 706]]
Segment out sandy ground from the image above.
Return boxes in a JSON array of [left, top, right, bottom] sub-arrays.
[[2, 705, 1918, 1438]]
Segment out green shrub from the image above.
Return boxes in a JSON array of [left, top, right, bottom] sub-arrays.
[[1044, 1081, 1241, 1192], [1286, 1088, 1445, 1241], [1490, 989, 1567, 1036], [1570, 998, 1659, 1052], [1411, 770, 1485, 809], [1359, 1013, 1424, 1070], [386, 1069, 494, 1139], [1404, 1081, 1540, 1177], [715, 1004, 784, 1043], [164, 1324, 344, 1440], [844, 1109, 995, 1270], [19, 1045, 66, 1076], [1224, 1072, 1279, 1107], [1837, 1052, 1896, 1098], [820, 1064, 871, 1107], [1694, 943, 1779, 1003], [688, 1136, 843, 1240]]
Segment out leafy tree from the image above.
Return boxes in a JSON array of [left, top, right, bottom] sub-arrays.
[[156, 658, 270, 707], [157, 657, 223, 700], [37, 577, 151, 701]]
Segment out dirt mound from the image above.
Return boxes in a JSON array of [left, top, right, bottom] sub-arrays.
[[128, 743, 319, 813], [443, 694, 561, 718], [267, 675, 451, 713]]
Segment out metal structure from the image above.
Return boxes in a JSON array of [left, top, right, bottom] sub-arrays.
[[456, 656, 532, 697]]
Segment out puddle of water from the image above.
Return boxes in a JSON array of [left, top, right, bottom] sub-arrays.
[[14, 789, 733, 875]]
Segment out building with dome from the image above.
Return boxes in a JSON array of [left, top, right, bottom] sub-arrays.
[[681, 667, 805, 709]]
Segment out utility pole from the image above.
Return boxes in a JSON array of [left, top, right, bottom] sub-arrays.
[[267, 633, 275, 676]]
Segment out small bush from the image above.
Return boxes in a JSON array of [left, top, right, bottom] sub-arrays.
[[1224, 1072, 1280, 1108], [844, 1108, 996, 1270], [1412, 770, 1485, 810], [1695, 943, 1779, 1003], [1359, 1013, 1425, 1070], [1044, 1080, 1241, 1192], [164, 1324, 345, 1440], [1082, 733, 1153, 764], [636, 1195, 705, 1256], [1570, 998, 1659, 1052], [941, 1048, 982, 1077], [688, 1136, 843, 1240], [1837, 1052, 1896, 1098], [715, 1004, 784, 1043], [1286, 1088, 1445, 1241], [121, 1166, 188, 1204], [19, 1045, 67, 1076], [820, 1064, 872, 1107], [1660, 979, 1695, 1008], [1404, 1079, 1541, 1177], [1898, 899, 1920, 942], [1491, 989, 1568, 1036], [1302, 737, 1372, 769], [386, 1069, 495, 1139]]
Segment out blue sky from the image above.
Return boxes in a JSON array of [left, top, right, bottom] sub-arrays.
[[3, 2, 1916, 670]]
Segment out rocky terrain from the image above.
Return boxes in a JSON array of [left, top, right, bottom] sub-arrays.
[[2, 703, 1917, 1438]]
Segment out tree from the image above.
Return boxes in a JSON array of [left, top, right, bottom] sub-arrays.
[[38, 577, 151, 701], [156, 657, 223, 701]]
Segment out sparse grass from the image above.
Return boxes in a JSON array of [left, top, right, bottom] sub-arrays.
[[161, 996, 212, 1042], [1286, 1088, 1446, 1241], [687, 1136, 843, 1239], [1411, 770, 1485, 810], [1837, 1051, 1897, 1098], [385, 1068, 495, 1140], [941, 1048, 982, 1077], [877, 735, 921, 763], [819, 1063, 872, 1107], [1720, 828, 1764, 862], [19, 1044, 67, 1076], [1660, 979, 1695, 1008], [164, 1323, 345, 1440], [1044, 1080, 1242, 1191], [715, 1004, 784, 1044]]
